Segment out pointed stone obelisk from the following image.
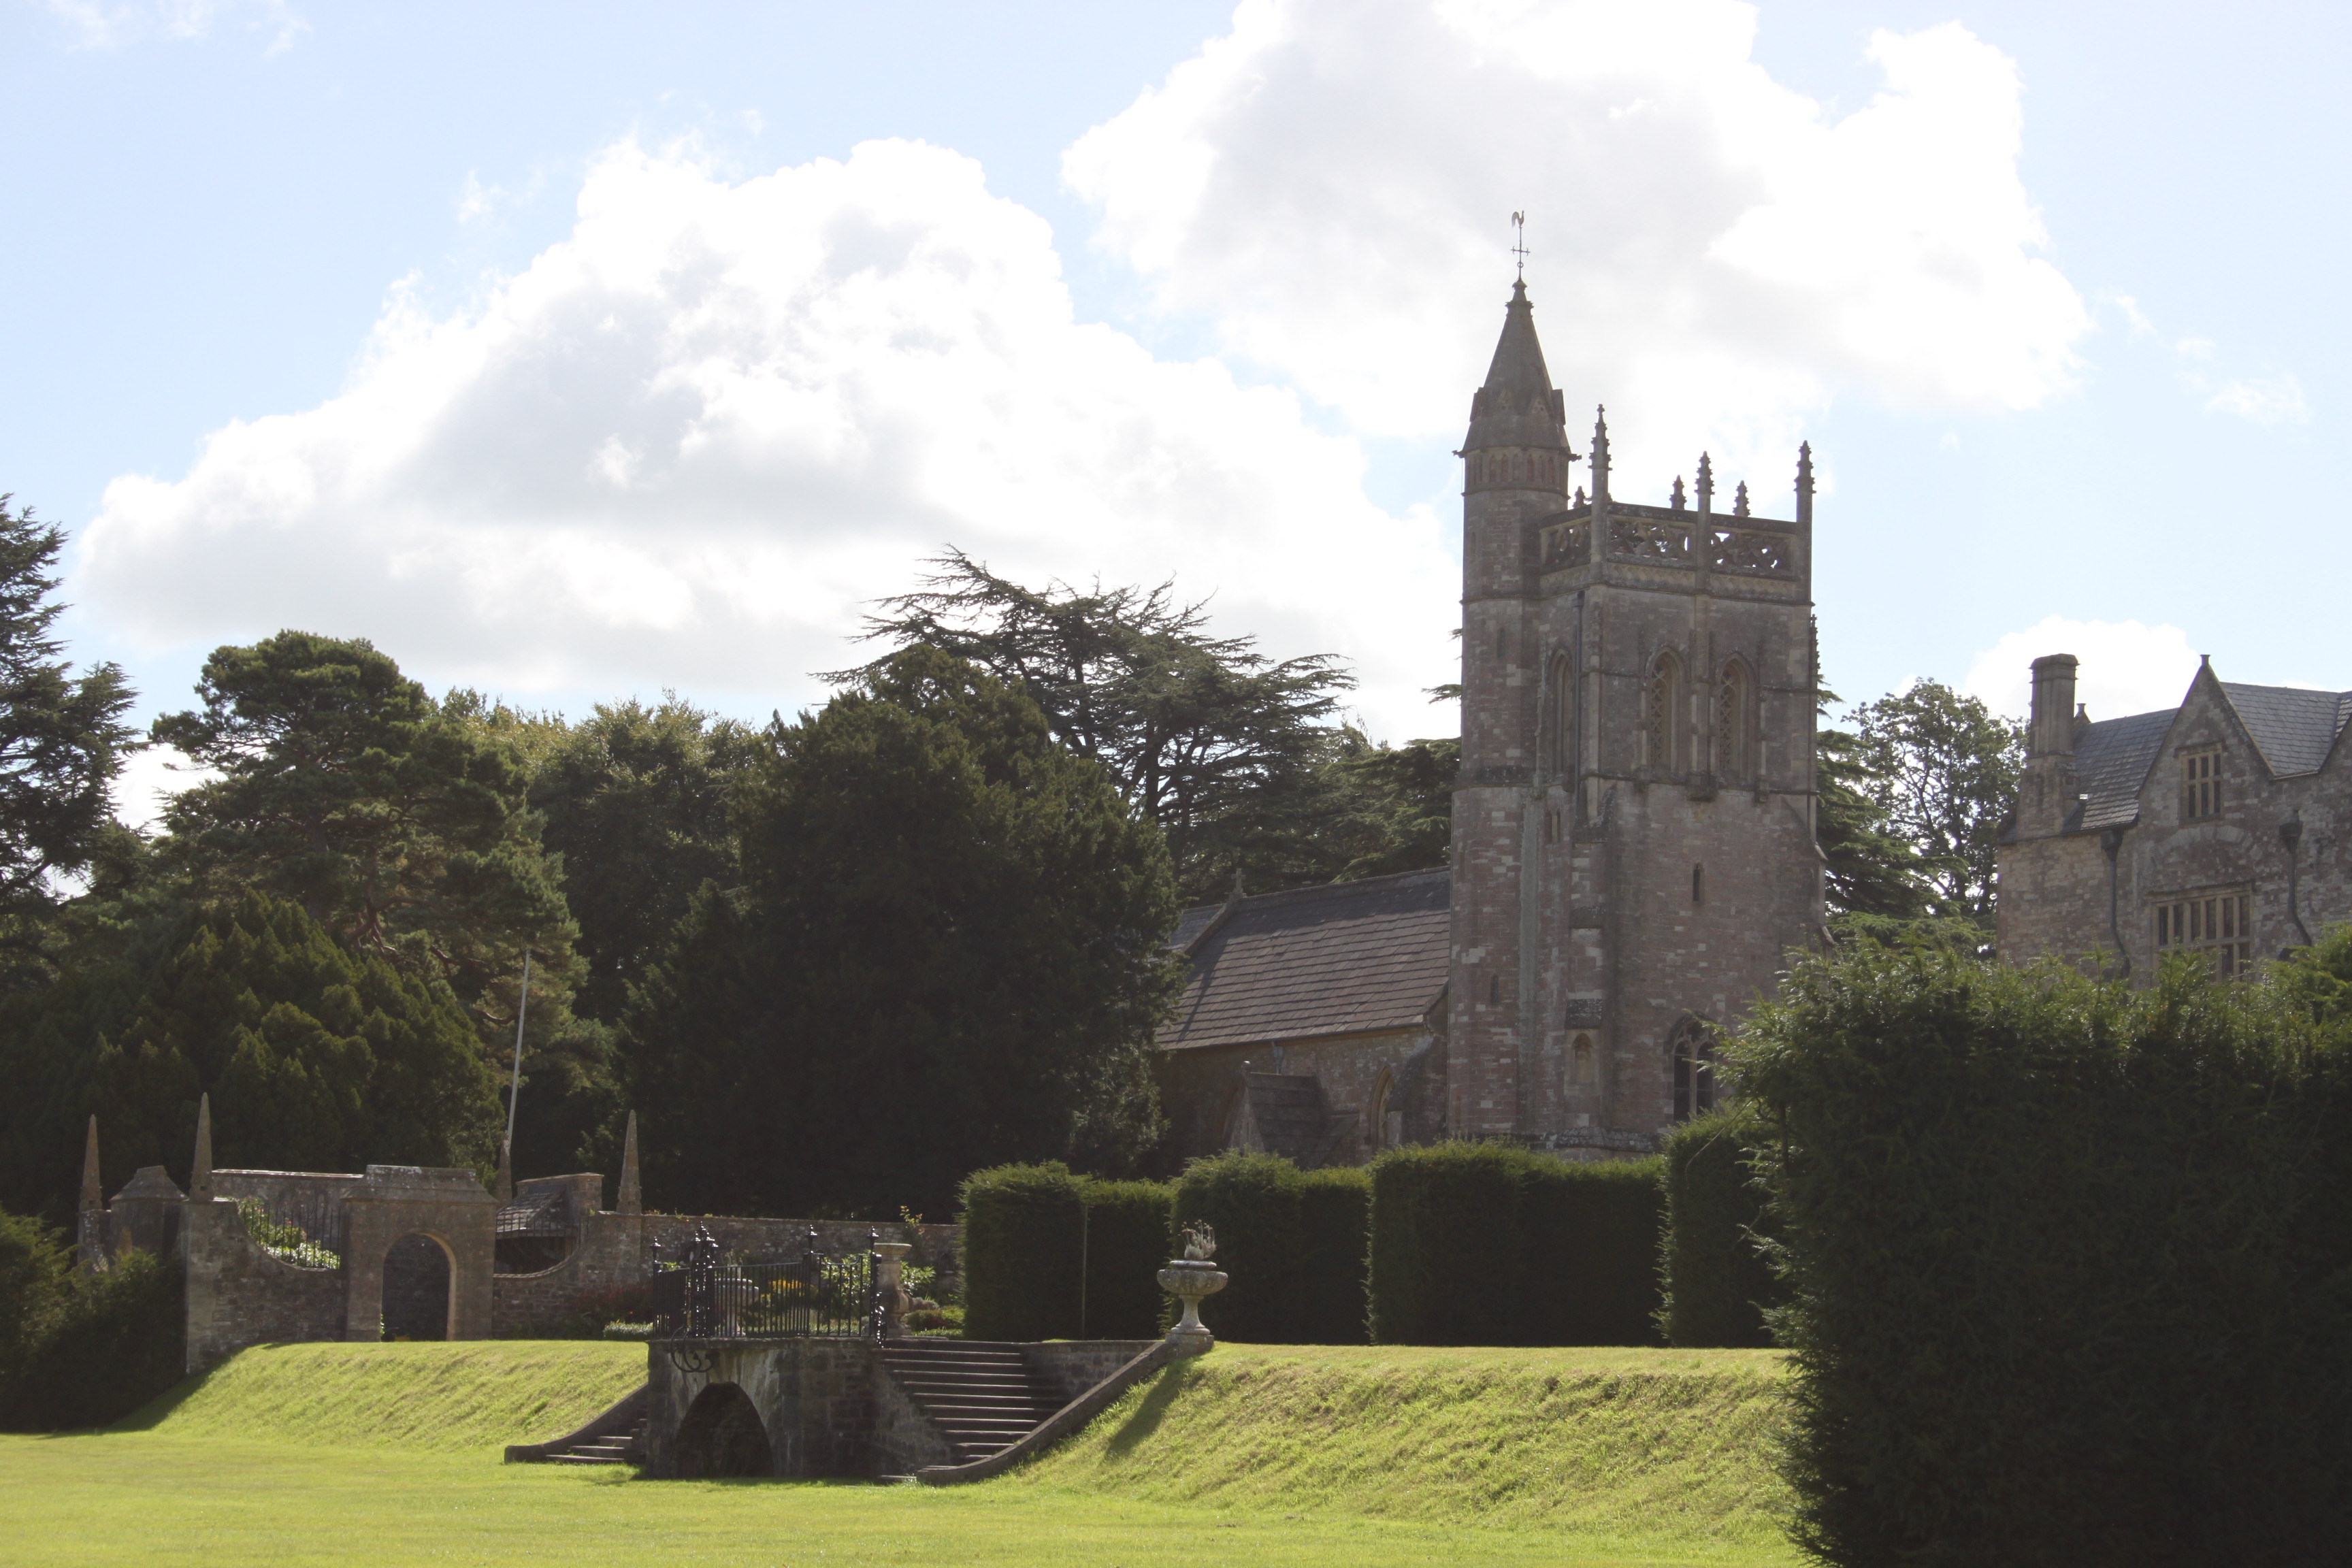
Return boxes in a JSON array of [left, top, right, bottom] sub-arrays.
[[76, 1115, 108, 1273], [616, 1111, 642, 1215], [190, 1094, 214, 1203]]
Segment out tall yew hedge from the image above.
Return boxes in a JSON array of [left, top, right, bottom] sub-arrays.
[[1740, 946, 2352, 1567], [1170, 1152, 1369, 1343], [1658, 1105, 1778, 1348], [1367, 1141, 1662, 1345], [960, 1164, 1175, 1341]]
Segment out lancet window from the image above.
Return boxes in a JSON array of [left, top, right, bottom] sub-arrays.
[[1644, 651, 1684, 775], [1715, 657, 1752, 783]]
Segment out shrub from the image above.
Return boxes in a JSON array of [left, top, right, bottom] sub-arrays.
[[1076, 1179, 1171, 1339], [1294, 1166, 1371, 1344], [1172, 1152, 1307, 1343], [235, 1198, 339, 1271], [960, 1163, 1085, 1341], [0, 1206, 71, 1403], [1658, 1105, 1778, 1348], [1369, 1141, 1661, 1345], [1740, 947, 2352, 1567], [5, 1245, 184, 1431]]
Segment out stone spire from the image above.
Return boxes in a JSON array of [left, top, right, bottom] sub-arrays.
[[616, 1111, 642, 1215], [1696, 452, 1714, 513], [1795, 441, 1814, 527], [1590, 406, 1611, 500], [190, 1094, 213, 1203], [1463, 278, 1567, 454], [80, 1115, 103, 1213]]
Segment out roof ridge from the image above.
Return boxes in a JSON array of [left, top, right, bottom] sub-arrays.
[[1175, 866, 1452, 921]]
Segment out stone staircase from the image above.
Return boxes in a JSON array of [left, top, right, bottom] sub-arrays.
[[540, 1414, 645, 1465], [879, 1341, 1060, 1463]]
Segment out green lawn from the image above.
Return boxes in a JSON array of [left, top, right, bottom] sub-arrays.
[[0, 1341, 1803, 1568]]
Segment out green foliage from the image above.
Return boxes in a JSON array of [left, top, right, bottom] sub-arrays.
[[1167, 1153, 1369, 1345], [1813, 726, 1928, 921], [1077, 1179, 1173, 1339], [3, 1246, 184, 1431], [1658, 1107, 1777, 1349], [86, 892, 500, 1184], [960, 1163, 1086, 1342], [2272, 920, 2352, 1028], [1172, 1151, 1306, 1343], [527, 697, 762, 1024], [1308, 731, 1457, 884], [1368, 1142, 1662, 1346], [839, 552, 1358, 903], [1840, 679, 2023, 924], [1294, 1166, 1371, 1344], [626, 649, 1181, 1218], [152, 632, 581, 1055], [0, 1205, 71, 1401], [235, 1198, 338, 1271], [0, 497, 140, 929], [1738, 945, 2352, 1567]]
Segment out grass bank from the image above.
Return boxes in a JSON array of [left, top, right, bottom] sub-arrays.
[[1019, 1344, 1793, 1544], [116, 1339, 644, 1453]]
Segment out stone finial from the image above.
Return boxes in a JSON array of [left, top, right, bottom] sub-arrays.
[[1590, 406, 1611, 500], [80, 1115, 103, 1213], [1795, 440, 1814, 526], [617, 1111, 642, 1215], [1733, 480, 1750, 517], [1573, 486, 1586, 508], [1695, 453, 1714, 513], [1670, 476, 1686, 512], [191, 1093, 214, 1203], [494, 1137, 513, 1204]]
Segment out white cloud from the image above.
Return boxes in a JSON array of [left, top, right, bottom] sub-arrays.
[[2203, 374, 2308, 425], [46, 0, 304, 51], [1064, 0, 2089, 490], [110, 745, 214, 834], [75, 140, 1459, 742], [1963, 616, 2203, 723]]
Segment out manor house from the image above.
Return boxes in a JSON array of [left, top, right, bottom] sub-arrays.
[[1998, 653, 2351, 973], [1158, 280, 1826, 1164]]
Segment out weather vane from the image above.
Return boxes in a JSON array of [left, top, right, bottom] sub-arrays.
[[1511, 211, 1529, 279]]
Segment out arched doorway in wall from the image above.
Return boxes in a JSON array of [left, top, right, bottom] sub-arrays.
[[674, 1383, 773, 1478], [381, 1232, 454, 1341]]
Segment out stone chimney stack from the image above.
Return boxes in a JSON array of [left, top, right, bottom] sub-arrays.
[[2020, 653, 2082, 837]]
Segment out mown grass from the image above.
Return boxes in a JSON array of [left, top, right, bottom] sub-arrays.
[[0, 1339, 1802, 1568], [1016, 1344, 1794, 1543]]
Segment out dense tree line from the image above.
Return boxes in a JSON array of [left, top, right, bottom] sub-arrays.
[[0, 495, 2014, 1221]]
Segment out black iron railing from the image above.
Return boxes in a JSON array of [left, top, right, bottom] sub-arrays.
[[651, 1226, 881, 1341]]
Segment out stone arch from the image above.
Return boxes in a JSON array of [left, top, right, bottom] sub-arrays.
[[1715, 655, 1753, 783], [380, 1232, 456, 1341], [1669, 1017, 1720, 1123], [1570, 1032, 1596, 1085], [674, 1382, 774, 1478], [1644, 650, 1684, 775]]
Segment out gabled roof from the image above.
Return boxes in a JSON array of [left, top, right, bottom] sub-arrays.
[[2065, 680, 2352, 832], [1162, 868, 1450, 1051]]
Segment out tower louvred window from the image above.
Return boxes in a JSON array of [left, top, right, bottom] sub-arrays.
[[1646, 653, 1684, 774], [1716, 659, 1752, 783]]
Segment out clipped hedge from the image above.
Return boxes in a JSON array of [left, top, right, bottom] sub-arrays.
[[1659, 1105, 1778, 1348], [960, 1163, 1175, 1341], [1742, 946, 2352, 1567], [1294, 1166, 1371, 1344], [1077, 1180, 1172, 1339], [960, 1163, 1085, 1341], [1369, 1141, 1663, 1346]]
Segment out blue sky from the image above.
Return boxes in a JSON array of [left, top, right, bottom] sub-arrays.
[[3, 1, 2344, 817]]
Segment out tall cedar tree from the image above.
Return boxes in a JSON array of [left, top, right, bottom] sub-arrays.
[[625, 647, 1181, 1217], [0, 499, 138, 945], [835, 551, 1353, 902], [84, 892, 500, 1188], [151, 632, 580, 1056]]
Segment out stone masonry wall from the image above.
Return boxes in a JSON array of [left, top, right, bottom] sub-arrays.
[[643, 1338, 877, 1479], [183, 1196, 346, 1373]]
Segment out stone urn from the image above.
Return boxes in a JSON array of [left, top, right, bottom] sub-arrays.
[[1158, 1223, 1226, 1356]]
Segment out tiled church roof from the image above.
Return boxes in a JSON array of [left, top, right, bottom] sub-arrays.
[[2068, 681, 2352, 832], [1161, 868, 1450, 1051]]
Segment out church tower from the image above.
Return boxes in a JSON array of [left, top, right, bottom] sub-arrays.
[[1448, 280, 1823, 1150]]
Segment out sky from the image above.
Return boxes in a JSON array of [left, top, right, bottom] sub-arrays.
[[3, 1, 2345, 822]]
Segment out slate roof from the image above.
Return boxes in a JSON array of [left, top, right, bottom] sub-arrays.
[[2068, 681, 2352, 832], [1162, 868, 1451, 1051]]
